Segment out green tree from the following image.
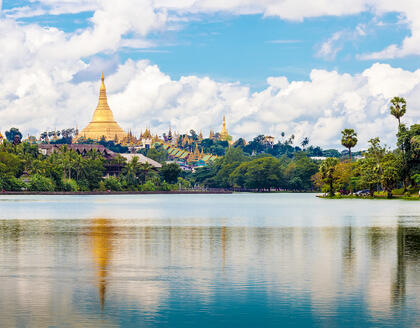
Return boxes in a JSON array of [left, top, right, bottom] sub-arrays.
[[390, 96, 406, 129], [5, 128, 22, 143], [122, 157, 141, 188], [396, 124, 420, 188], [141, 180, 156, 191], [287, 153, 318, 190], [28, 174, 55, 191], [341, 129, 358, 160], [103, 176, 122, 191], [144, 147, 168, 163], [357, 157, 380, 197], [381, 153, 400, 198], [230, 157, 283, 190], [333, 161, 355, 193], [301, 137, 309, 150], [319, 157, 339, 196], [0, 152, 23, 176], [160, 163, 182, 184]]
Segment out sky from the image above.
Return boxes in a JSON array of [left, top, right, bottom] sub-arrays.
[[0, 0, 420, 149]]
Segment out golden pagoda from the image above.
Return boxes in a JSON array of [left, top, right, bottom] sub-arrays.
[[219, 115, 229, 141], [77, 73, 127, 142]]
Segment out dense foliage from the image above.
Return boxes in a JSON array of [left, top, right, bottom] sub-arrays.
[[0, 139, 321, 192], [189, 148, 319, 191], [314, 97, 419, 198]]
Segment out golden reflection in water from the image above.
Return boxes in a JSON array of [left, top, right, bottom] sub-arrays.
[[90, 218, 114, 311], [1, 220, 420, 326]]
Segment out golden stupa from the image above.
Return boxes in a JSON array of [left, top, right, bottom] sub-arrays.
[[78, 73, 127, 142], [219, 115, 229, 141]]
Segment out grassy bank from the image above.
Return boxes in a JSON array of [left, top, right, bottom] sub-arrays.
[[317, 194, 419, 201]]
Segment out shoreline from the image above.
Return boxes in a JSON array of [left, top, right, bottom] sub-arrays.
[[316, 194, 420, 201], [0, 190, 233, 195]]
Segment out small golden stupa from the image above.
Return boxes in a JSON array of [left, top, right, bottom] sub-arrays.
[[219, 115, 229, 141], [77, 73, 127, 142]]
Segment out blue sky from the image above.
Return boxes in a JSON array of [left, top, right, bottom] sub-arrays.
[[0, 0, 419, 148], [5, 2, 415, 86]]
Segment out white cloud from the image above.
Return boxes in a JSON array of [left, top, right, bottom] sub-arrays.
[[0, 0, 420, 150], [316, 24, 368, 60], [316, 31, 344, 60], [1, 40, 418, 150]]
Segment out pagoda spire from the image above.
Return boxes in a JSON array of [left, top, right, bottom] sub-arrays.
[[75, 73, 127, 142], [220, 115, 229, 141]]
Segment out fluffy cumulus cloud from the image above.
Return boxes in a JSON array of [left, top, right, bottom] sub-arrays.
[[1, 55, 419, 148], [0, 0, 420, 149]]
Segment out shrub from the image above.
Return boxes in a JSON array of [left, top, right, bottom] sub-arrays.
[[28, 174, 55, 191], [141, 180, 156, 191], [177, 177, 191, 190], [98, 181, 106, 191], [61, 179, 79, 191], [77, 179, 90, 191], [103, 176, 122, 191], [160, 181, 172, 191], [0, 176, 27, 191]]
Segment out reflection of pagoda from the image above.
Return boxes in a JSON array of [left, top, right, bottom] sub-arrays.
[[76, 74, 127, 142], [90, 218, 114, 311]]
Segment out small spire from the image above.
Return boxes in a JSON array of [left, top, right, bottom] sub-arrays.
[[101, 72, 104, 82]]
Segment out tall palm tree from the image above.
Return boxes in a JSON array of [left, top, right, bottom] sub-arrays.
[[390, 96, 406, 129], [301, 137, 309, 150], [341, 129, 358, 160]]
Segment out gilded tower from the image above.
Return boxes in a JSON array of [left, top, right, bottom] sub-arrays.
[[77, 73, 127, 142], [219, 115, 229, 141]]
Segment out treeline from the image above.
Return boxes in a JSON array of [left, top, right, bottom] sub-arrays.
[[188, 148, 319, 191], [0, 142, 188, 192], [0, 140, 320, 192], [314, 97, 420, 198], [172, 130, 359, 158]]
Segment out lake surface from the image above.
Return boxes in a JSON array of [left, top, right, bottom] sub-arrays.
[[0, 193, 419, 327]]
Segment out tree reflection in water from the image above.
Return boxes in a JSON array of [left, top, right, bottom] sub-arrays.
[[0, 219, 420, 327]]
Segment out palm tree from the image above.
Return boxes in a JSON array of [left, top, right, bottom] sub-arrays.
[[301, 137, 309, 150], [72, 154, 85, 181], [341, 129, 358, 160], [390, 96, 406, 129], [138, 162, 153, 184], [123, 157, 140, 187], [320, 157, 339, 196]]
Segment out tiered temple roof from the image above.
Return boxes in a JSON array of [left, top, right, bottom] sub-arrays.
[[163, 144, 217, 164]]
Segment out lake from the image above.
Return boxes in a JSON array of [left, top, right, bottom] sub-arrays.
[[0, 193, 419, 327]]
